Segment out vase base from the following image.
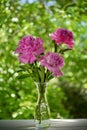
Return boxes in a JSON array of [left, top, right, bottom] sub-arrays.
[[35, 125, 50, 130], [35, 120, 50, 130]]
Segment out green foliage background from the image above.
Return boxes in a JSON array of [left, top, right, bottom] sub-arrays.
[[0, 0, 87, 119]]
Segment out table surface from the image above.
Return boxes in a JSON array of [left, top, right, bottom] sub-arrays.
[[0, 119, 87, 130]]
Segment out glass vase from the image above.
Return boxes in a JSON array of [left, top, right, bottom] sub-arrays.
[[34, 82, 50, 129]]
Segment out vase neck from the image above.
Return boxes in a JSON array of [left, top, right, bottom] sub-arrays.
[[35, 82, 47, 103], [35, 82, 47, 92], [38, 83, 47, 92]]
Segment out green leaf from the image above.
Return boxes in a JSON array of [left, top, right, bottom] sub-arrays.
[[16, 69, 24, 72], [38, 69, 45, 82], [16, 74, 30, 79]]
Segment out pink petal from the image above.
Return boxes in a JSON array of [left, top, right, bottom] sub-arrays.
[[19, 54, 29, 64]]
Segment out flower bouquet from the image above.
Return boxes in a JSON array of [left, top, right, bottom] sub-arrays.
[[15, 28, 74, 129]]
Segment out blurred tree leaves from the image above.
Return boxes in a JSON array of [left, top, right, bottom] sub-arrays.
[[0, 0, 87, 119]]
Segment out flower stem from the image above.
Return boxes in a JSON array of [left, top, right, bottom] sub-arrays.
[[54, 41, 57, 52]]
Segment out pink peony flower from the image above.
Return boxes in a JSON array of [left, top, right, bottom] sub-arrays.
[[15, 36, 44, 64], [50, 28, 74, 49], [39, 52, 64, 77]]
